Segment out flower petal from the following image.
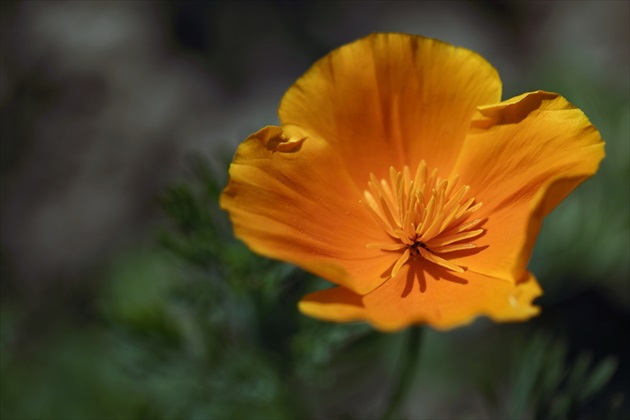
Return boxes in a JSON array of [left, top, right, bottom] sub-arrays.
[[449, 91, 605, 282], [299, 263, 542, 331], [278, 33, 502, 187], [220, 126, 398, 294]]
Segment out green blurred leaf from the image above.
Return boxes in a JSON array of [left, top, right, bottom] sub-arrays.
[[509, 333, 548, 418], [100, 250, 181, 341], [548, 393, 572, 420], [578, 356, 619, 402], [537, 339, 567, 402], [502, 333, 621, 420], [565, 352, 594, 396]]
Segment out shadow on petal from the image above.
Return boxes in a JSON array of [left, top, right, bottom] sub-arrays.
[[400, 259, 470, 298], [401, 262, 427, 297], [425, 263, 469, 285]]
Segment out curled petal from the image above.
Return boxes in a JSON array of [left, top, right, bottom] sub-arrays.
[[449, 91, 605, 283]]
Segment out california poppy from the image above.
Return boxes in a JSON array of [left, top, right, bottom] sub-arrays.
[[220, 33, 604, 331]]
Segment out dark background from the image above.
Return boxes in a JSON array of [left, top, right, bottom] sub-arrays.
[[1, 1, 628, 419]]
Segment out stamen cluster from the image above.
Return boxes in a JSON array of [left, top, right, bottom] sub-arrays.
[[362, 161, 484, 277]]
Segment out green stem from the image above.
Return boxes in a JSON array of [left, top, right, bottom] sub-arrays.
[[381, 326, 424, 420]]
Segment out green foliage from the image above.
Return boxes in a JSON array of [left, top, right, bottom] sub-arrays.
[[488, 333, 620, 420], [0, 323, 144, 420]]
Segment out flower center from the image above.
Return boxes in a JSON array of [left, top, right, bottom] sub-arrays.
[[361, 161, 484, 278]]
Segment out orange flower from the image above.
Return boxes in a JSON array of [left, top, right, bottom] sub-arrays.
[[220, 33, 604, 331]]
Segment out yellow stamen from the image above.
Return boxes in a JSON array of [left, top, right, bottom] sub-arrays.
[[391, 248, 411, 278], [361, 161, 484, 277]]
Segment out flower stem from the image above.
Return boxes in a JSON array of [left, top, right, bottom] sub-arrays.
[[381, 326, 424, 420]]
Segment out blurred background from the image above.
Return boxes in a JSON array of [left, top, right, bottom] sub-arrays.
[[1, 1, 628, 419]]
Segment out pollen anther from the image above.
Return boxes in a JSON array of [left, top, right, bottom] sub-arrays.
[[362, 161, 484, 276]]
